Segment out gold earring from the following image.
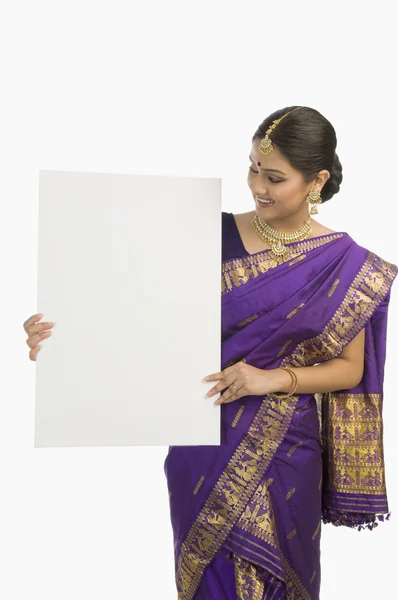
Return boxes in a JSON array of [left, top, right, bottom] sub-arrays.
[[307, 188, 322, 215]]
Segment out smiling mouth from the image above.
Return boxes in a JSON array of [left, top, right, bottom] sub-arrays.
[[256, 196, 274, 206]]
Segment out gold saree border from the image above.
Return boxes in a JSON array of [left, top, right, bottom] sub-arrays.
[[222, 233, 345, 295], [287, 252, 398, 367], [227, 534, 312, 600], [176, 392, 300, 600], [234, 555, 265, 600], [323, 393, 387, 496], [175, 251, 397, 600]]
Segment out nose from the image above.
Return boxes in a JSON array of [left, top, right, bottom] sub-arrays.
[[248, 173, 268, 196]]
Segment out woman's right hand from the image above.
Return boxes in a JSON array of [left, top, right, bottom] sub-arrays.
[[23, 313, 56, 361]]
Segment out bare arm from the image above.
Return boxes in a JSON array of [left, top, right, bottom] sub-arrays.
[[273, 328, 366, 395]]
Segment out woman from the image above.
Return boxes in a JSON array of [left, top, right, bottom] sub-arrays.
[[23, 105, 397, 599], [163, 106, 397, 599]]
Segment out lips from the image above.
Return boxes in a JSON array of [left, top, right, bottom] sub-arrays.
[[255, 196, 274, 205]]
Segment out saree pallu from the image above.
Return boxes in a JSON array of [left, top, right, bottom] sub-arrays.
[[164, 232, 397, 600]]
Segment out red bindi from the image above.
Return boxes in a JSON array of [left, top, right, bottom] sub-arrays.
[[257, 161, 261, 166]]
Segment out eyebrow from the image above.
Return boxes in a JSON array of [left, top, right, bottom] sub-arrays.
[[249, 155, 286, 175]]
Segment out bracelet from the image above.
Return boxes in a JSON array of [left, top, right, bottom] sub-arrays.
[[272, 367, 298, 399]]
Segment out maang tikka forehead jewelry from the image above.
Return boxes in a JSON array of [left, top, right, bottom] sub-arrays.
[[258, 107, 302, 155]]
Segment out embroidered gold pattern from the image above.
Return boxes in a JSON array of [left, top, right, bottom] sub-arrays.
[[287, 528, 297, 540], [281, 567, 311, 600], [234, 556, 265, 600], [312, 520, 321, 540], [222, 233, 345, 295], [175, 392, 300, 599], [332, 498, 386, 506], [287, 440, 303, 457], [176, 252, 397, 600], [289, 254, 306, 267], [287, 253, 397, 369], [228, 535, 312, 600], [324, 393, 387, 495], [277, 340, 292, 358], [237, 478, 278, 548], [287, 303, 305, 319], [237, 313, 259, 328], [328, 278, 340, 297], [224, 539, 282, 578], [232, 406, 245, 428], [229, 533, 281, 564], [310, 570, 316, 584], [286, 488, 296, 500], [193, 476, 205, 496], [361, 282, 376, 298]]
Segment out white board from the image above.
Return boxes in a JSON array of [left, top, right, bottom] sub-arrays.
[[35, 170, 222, 447]]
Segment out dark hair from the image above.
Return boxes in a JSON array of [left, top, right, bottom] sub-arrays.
[[252, 105, 343, 202]]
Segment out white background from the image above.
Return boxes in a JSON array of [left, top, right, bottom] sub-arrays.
[[1, 1, 397, 598]]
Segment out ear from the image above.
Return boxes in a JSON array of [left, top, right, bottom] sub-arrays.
[[314, 169, 330, 190]]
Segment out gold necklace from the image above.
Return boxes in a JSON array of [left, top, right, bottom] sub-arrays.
[[251, 215, 313, 263]]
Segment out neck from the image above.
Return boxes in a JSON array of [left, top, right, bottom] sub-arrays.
[[255, 209, 311, 232]]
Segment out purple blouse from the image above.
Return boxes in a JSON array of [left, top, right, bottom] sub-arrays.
[[222, 211, 248, 261]]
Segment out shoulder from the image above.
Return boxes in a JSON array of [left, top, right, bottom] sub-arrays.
[[346, 239, 398, 290], [309, 219, 337, 236]]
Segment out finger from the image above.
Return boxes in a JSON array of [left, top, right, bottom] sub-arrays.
[[203, 371, 224, 382], [26, 329, 53, 349], [203, 364, 236, 382], [216, 383, 245, 405], [29, 345, 41, 361], [206, 373, 235, 398], [26, 321, 56, 340], [23, 313, 43, 333]]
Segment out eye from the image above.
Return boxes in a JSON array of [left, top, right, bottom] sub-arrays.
[[248, 166, 281, 183]]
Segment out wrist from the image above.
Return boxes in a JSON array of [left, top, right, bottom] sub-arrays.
[[270, 368, 294, 393]]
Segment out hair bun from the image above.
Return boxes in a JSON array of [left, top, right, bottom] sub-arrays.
[[322, 153, 343, 202]]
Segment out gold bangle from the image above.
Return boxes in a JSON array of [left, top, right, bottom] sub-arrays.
[[285, 368, 298, 395], [272, 367, 298, 399]]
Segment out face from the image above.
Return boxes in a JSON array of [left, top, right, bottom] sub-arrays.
[[248, 139, 329, 223]]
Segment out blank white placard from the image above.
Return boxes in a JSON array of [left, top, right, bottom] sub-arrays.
[[35, 170, 222, 447]]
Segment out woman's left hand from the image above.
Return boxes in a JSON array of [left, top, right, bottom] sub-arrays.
[[204, 361, 281, 405]]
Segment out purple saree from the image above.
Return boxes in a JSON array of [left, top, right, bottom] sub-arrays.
[[164, 212, 397, 600]]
